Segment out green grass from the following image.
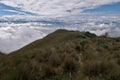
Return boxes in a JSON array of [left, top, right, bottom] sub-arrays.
[[0, 29, 120, 80]]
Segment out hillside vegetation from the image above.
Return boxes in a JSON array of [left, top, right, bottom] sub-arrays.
[[0, 29, 120, 80]]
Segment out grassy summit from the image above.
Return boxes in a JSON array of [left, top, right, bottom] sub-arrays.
[[0, 29, 120, 80]]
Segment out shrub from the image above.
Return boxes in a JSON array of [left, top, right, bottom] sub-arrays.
[[80, 40, 88, 51], [62, 55, 79, 76], [48, 52, 62, 67], [84, 32, 97, 38], [82, 59, 120, 80], [82, 60, 102, 77], [41, 64, 56, 78]]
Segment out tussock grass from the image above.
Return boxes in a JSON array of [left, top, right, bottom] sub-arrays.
[[0, 29, 120, 80]]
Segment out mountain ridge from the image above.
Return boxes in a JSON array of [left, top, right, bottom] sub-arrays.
[[0, 29, 120, 80]]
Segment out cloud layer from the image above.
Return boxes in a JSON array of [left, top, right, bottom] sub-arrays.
[[0, 1, 120, 54], [0, 23, 46, 53], [0, 15, 120, 54], [1, 0, 120, 16]]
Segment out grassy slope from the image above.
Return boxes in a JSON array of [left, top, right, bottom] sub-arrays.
[[11, 29, 83, 54], [0, 29, 120, 80]]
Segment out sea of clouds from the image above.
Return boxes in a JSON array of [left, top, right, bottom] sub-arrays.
[[0, 0, 120, 54], [0, 15, 120, 54]]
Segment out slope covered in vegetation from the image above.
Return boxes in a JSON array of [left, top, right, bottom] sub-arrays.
[[0, 29, 120, 80]]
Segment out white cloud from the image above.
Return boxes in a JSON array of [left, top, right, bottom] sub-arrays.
[[0, 0, 120, 16], [108, 27, 120, 37], [0, 23, 46, 54], [0, 1, 120, 54], [0, 15, 120, 54]]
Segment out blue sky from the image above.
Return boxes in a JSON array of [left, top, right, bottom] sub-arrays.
[[0, 0, 120, 53], [84, 2, 120, 14], [0, 1, 120, 16], [0, 3, 36, 16]]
